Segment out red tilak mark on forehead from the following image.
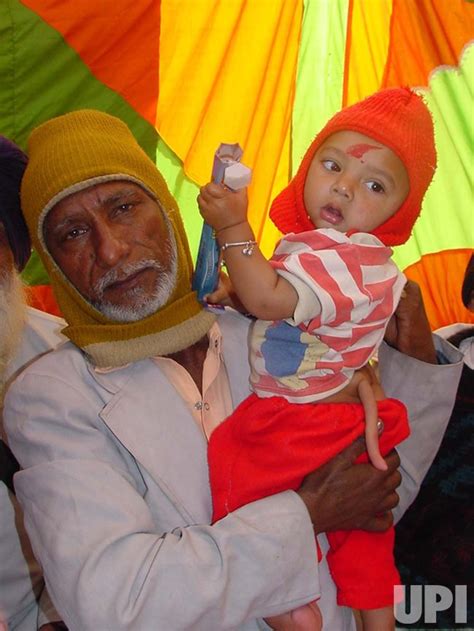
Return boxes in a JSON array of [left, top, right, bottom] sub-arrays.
[[346, 143, 382, 159]]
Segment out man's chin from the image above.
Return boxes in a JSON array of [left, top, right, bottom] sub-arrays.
[[97, 301, 163, 323], [93, 267, 177, 323], [93, 291, 171, 323]]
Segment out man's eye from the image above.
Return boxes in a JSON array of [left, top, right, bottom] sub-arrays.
[[366, 180, 385, 193], [115, 203, 133, 214], [64, 227, 86, 241], [322, 159, 340, 172]]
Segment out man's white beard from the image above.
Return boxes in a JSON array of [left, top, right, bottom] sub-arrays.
[[92, 223, 179, 323], [0, 269, 27, 389]]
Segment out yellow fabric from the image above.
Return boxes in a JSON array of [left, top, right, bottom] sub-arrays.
[[292, 0, 349, 169], [21, 109, 214, 366], [157, 0, 303, 259], [344, 0, 393, 105]]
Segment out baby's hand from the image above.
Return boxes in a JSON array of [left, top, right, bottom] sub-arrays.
[[197, 182, 248, 233]]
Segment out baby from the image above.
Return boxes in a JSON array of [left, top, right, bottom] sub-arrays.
[[198, 87, 437, 630]]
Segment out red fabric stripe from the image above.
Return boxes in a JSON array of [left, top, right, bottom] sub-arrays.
[[298, 254, 355, 325]]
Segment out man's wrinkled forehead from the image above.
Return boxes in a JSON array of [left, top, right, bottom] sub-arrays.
[[44, 179, 165, 234], [61, 181, 147, 209]]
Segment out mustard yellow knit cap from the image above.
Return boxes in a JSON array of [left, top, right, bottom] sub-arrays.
[[21, 109, 214, 366]]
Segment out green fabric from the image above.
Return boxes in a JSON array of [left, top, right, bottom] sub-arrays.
[[0, 2, 158, 153], [291, 0, 349, 173], [392, 42, 474, 270], [21, 249, 49, 285], [0, 0, 159, 285], [154, 139, 201, 262]]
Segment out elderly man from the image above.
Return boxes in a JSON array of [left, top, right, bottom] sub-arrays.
[[4, 111, 463, 631], [0, 136, 65, 631]]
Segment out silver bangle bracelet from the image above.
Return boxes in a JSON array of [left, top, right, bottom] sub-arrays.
[[220, 240, 257, 256]]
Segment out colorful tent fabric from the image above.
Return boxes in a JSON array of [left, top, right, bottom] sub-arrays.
[[1, 0, 473, 329]]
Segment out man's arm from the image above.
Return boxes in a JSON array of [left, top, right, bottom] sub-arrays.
[[0, 460, 65, 631], [296, 281, 463, 531], [297, 438, 401, 533], [383, 280, 437, 365], [38, 588, 66, 630], [379, 335, 463, 518], [4, 363, 320, 631], [380, 281, 463, 518]]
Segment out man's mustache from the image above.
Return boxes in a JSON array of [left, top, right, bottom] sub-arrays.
[[93, 259, 165, 297]]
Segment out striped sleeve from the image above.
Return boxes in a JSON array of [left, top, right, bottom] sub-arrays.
[[271, 229, 406, 329]]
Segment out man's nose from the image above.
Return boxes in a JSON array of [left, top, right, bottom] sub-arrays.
[[94, 223, 129, 268]]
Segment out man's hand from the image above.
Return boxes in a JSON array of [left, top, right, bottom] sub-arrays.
[[297, 437, 401, 534], [205, 271, 249, 313], [384, 280, 437, 364]]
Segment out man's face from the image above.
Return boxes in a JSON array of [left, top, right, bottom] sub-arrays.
[[304, 130, 410, 234], [44, 181, 178, 322]]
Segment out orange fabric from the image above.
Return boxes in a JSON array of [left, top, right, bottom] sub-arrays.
[[21, 0, 160, 125], [382, 0, 473, 88], [343, 0, 473, 104], [404, 249, 474, 331], [25, 284, 62, 317]]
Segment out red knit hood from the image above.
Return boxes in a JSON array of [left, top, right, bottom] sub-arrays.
[[270, 87, 437, 246]]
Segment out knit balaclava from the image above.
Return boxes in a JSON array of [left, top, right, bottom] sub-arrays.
[[270, 87, 437, 246], [0, 136, 31, 271], [21, 110, 215, 367]]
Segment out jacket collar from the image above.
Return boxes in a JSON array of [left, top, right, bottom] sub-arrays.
[[85, 310, 252, 522]]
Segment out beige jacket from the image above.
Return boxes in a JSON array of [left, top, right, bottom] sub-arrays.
[[5, 309, 463, 630]]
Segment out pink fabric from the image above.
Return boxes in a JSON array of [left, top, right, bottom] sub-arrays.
[[155, 323, 233, 440], [96, 322, 233, 441]]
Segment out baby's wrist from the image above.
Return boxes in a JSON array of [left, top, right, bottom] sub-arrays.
[[215, 220, 252, 241]]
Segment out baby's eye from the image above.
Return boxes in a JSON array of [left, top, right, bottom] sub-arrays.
[[366, 180, 385, 194], [322, 159, 340, 172]]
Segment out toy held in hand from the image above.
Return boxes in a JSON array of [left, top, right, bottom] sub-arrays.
[[192, 143, 251, 302]]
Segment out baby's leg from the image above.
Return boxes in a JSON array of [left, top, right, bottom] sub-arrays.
[[360, 605, 395, 630], [265, 601, 322, 630]]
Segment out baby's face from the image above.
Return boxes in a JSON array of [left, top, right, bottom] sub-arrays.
[[303, 131, 409, 234]]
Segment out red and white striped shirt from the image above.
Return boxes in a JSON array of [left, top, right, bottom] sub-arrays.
[[249, 228, 406, 403]]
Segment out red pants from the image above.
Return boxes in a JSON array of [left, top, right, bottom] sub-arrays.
[[208, 394, 409, 609]]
